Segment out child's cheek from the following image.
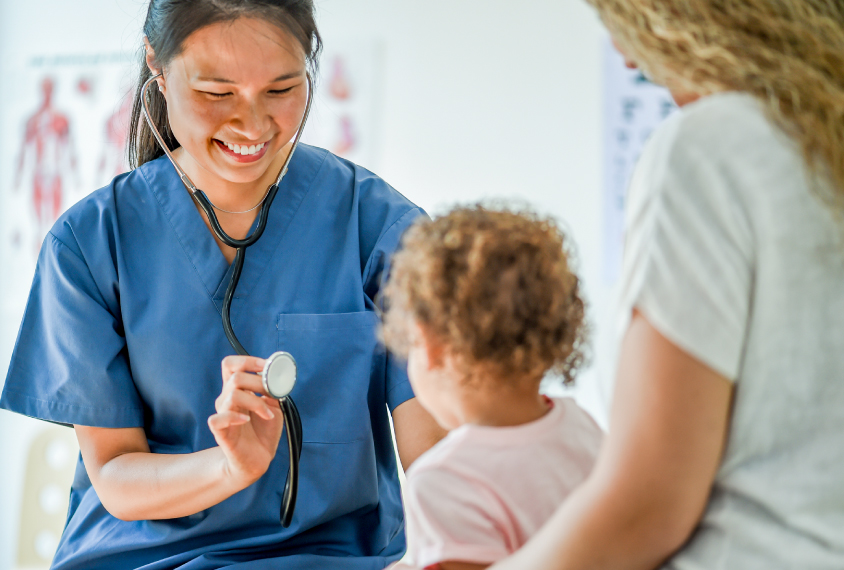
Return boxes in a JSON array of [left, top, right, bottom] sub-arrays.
[[407, 348, 439, 419]]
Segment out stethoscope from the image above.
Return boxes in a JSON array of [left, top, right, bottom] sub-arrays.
[[141, 71, 314, 528]]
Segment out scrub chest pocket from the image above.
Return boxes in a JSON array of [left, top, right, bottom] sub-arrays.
[[277, 312, 383, 518]]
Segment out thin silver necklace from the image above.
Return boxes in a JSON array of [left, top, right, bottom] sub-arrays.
[[204, 184, 273, 215]]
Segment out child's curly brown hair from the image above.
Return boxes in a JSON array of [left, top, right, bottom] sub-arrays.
[[382, 205, 588, 386]]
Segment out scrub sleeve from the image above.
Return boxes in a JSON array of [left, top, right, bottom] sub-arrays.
[[2, 231, 144, 428], [362, 206, 423, 411]]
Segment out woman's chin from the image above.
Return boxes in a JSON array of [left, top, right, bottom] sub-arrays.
[[214, 165, 274, 186]]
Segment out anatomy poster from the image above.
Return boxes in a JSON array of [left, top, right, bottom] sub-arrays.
[[602, 39, 676, 284], [2, 53, 135, 265], [301, 41, 383, 171]]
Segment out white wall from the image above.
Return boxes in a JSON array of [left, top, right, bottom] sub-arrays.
[[0, 1, 609, 568], [312, 0, 613, 423], [314, 0, 612, 415]]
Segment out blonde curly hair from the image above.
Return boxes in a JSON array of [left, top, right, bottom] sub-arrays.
[[381, 205, 587, 386], [590, 0, 844, 208]]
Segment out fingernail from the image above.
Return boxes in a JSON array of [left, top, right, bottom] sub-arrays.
[[264, 407, 274, 419], [238, 413, 251, 422]]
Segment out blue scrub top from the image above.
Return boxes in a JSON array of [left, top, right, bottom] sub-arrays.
[[1, 145, 423, 570]]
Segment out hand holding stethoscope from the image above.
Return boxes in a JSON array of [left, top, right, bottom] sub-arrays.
[[208, 353, 301, 527], [209, 355, 286, 492]]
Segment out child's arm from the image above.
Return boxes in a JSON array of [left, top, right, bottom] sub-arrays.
[[392, 398, 448, 470]]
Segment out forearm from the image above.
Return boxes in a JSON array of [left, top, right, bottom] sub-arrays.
[[94, 446, 244, 521], [491, 472, 683, 570], [491, 313, 732, 570], [75, 357, 284, 522], [392, 398, 448, 470]]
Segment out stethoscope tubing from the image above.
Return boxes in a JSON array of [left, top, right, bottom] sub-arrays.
[[280, 398, 302, 527], [141, 69, 314, 528]]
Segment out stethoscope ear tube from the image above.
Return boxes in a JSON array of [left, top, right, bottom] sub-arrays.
[[193, 184, 279, 249]]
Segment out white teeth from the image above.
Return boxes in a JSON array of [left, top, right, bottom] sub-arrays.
[[221, 141, 266, 156]]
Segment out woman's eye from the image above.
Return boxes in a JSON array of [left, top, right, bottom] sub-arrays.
[[269, 87, 294, 95], [202, 91, 231, 99]]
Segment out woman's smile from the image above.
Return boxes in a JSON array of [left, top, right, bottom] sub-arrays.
[[213, 137, 272, 164]]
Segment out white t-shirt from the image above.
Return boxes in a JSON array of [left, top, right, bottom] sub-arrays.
[[618, 92, 844, 569], [395, 397, 602, 569]]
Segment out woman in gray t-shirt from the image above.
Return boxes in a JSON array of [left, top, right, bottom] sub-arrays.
[[490, 1, 844, 569]]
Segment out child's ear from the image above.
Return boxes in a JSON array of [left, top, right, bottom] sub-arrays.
[[415, 323, 446, 370]]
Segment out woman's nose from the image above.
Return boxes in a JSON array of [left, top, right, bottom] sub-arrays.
[[229, 97, 270, 140]]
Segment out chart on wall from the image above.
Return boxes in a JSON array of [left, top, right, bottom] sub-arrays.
[[0, 43, 383, 271], [1, 53, 136, 267], [602, 39, 676, 284], [300, 41, 383, 171]]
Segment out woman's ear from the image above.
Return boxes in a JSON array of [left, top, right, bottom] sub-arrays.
[[143, 37, 166, 94], [611, 37, 639, 70]]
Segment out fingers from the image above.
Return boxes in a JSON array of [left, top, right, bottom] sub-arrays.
[[221, 355, 266, 380], [216, 387, 277, 421], [218, 357, 284, 422], [223, 370, 266, 394], [208, 411, 251, 432]]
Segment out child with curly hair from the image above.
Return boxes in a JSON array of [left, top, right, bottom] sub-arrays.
[[382, 205, 603, 570]]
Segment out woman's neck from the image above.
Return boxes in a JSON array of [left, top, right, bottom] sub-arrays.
[[169, 144, 293, 262], [171, 143, 292, 214]]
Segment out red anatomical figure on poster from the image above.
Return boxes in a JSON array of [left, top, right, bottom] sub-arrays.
[[14, 77, 78, 246], [98, 90, 133, 180]]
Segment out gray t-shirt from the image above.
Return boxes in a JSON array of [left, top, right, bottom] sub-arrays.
[[618, 92, 844, 569]]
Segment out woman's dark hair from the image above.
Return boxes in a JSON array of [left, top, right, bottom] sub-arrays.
[[128, 0, 322, 169]]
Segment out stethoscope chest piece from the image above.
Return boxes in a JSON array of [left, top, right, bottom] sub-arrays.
[[262, 351, 297, 399]]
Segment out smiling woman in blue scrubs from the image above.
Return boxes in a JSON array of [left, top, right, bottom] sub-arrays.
[[0, 1, 445, 568]]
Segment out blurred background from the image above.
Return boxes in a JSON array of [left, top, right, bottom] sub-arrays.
[[0, 0, 674, 568]]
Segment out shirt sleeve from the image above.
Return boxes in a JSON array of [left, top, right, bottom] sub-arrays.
[[362, 204, 427, 411], [618, 113, 755, 381], [404, 466, 511, 567], [0, 232, 144, 427]]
